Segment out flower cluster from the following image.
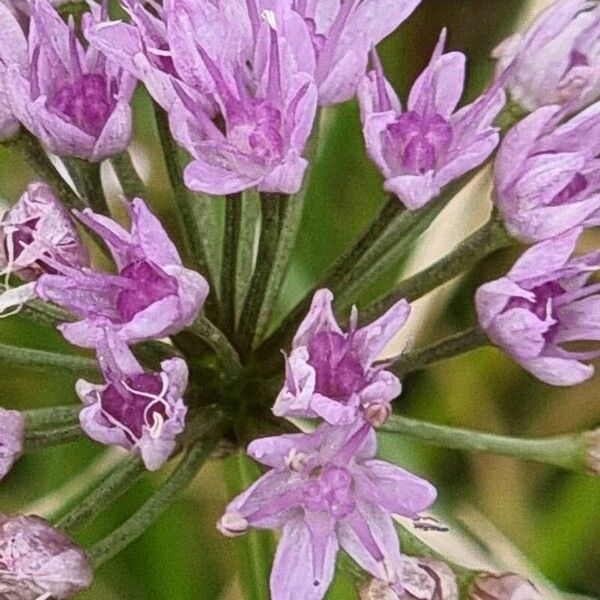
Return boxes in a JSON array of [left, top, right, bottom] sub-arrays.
[[0, 0, 598, 597]]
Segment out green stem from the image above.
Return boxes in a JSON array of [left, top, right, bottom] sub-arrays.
[[88, 435, 217, 567], [0, 343, 98, 375], [3, 129, 85, 210], [359, 214, 514, 324], [57, 456, 145, 534], [153, 103, 216, 313], [394, 327, 490, 377], [25, 424, 84, 450], [254, 195, 402, 361], [110, 151, 146, 199], [186, 315, 242, 377], [237, 192, 283, 356], [382, 415, 588, 472], [221, 194, 243, 336], [66, 158, 110, 215], [333, 174, 481, 313], [23, 405, 81, 430]]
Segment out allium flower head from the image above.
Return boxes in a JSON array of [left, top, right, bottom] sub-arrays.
[[494, 102, 600, 242], [36, 197, 209, 348], [358, 31, 505, 209], [218, 423, 437, 600], [76, 329, 187, 470], [0, 182, 89, 316], [273, 289, 410, 426], [0, 1, 27, 140], [291, 0, 422, 105], [494, 0, 600, 115], [476, 228, 600, 386], [0, 513, 92, 599], [0, 408, 24, 481], [4, 0, 135, 160], [471, 573, 543, 600]]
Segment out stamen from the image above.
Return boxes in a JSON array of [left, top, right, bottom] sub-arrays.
[[148, 412, 164, 439], [121, 371, 169, 403], [265, 16, 282, 103], [68, 18, 83, 80], [245, 0, 261, 39]]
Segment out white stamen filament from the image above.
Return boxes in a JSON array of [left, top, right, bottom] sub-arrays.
[[147, 47, 173, 57], [95, 19, 123, 30], [149, 412, 165, 439]]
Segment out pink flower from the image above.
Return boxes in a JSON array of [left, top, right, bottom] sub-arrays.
[[218, 423, 437, 600]]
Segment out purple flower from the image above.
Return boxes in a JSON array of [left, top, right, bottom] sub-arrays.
[[358, 30, 505, 209], [88, 2, 317, 195], [171, 9, 318, 195], [0, 182, 89, 317], [0, 1, 27, 140], [218, 423, 437, 600], [292, 0, 422, 105], [494, 103, 600, 242], [0, 408, 24, 481], [494, 0, 600, 115], [475, 228, 600, 386], [76, 329, 187, 470], [273, 289, 410, 426], [4, 0, 135, 161], [36, 197, 209, 348], [0, 513, 92, 599]]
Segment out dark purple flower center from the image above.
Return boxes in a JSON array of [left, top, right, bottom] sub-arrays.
[[302, 465, 355, 518], [229, 102, 285, 166], [49, 74, 113, 137], [307, 331, 367, 400], [506, 281, 565, 341], [2, 218, 57, 276], [116, 260, 178, 322], [549, 172, 588, 206], [101, 372, 168, 441], [384, 111, 453, 175]]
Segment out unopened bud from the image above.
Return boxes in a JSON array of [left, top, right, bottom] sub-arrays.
[[359, 557, 458, 600], [365, 401, 392, 428], [217, 511, 248, 538], [0, 514, 92, 599], [471, 573, 543, 599]]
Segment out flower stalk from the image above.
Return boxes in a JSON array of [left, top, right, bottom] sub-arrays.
[[3, 129, 85, 210], [153, 102, 216, 311], [221, 194, 243, 337], [25, 423, 84, 450], [359, 212, 515, 324], [0, 342, 98, 375], [56, 456, 145, 534], [382, 415, 590, 473], [110, 151, 146, 199], [237, 192, 283, 356], [87, 430, 220, 567], [394, 327, 490, 377]]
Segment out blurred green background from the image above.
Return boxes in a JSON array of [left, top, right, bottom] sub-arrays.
[[2, 0, 600, 598]]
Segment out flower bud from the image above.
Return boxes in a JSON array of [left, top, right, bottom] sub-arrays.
[[0, 407, 24, 481], [471, 573, 542, 599], [359, 557, 458, 600], [0, 514, 92, 599]]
